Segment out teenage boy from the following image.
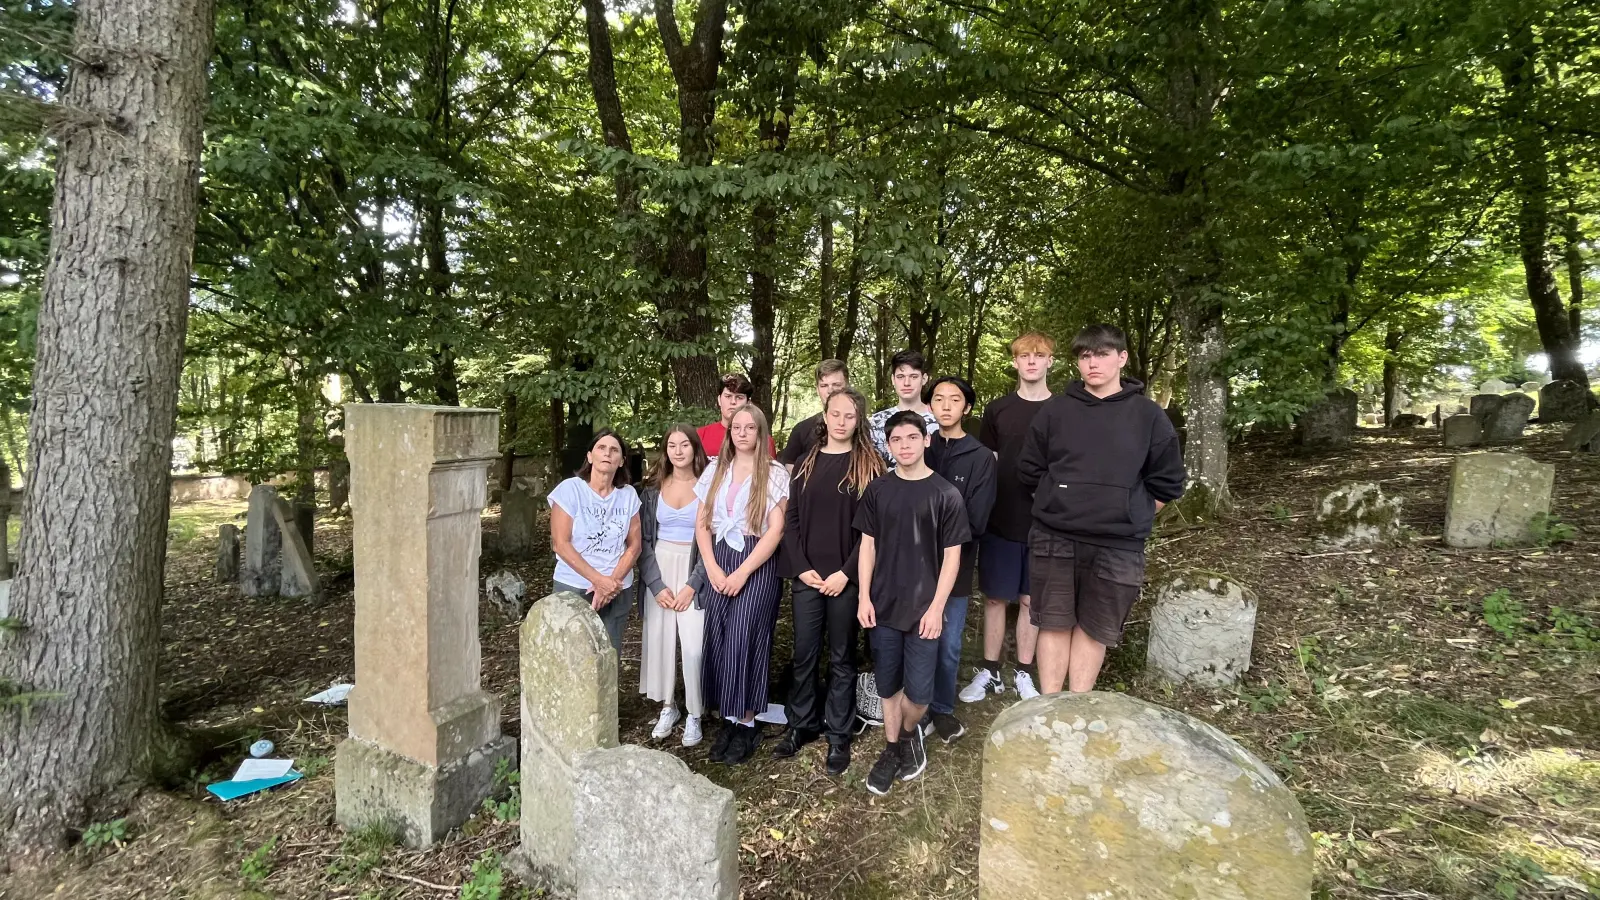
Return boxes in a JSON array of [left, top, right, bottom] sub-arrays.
[[962, 331, 1054, 703], [855, 411, 969, 795], [867, 350, 938, 466], [779, 359, 849, 472], [1017, 324, 1185, 694], [698, 373, 776, 458], [923, 376, 996, 744]]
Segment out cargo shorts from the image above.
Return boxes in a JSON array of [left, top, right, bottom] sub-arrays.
[[1027, 529, 1145, 646]]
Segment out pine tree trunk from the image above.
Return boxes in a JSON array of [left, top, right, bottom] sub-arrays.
[[0, 0, 213, 859]]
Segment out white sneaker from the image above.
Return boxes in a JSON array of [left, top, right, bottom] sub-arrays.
[[1014, 670, 1040, 700], [681, 715, 703, 747], [958, 668, 1005, 703], [652, 706, 680, 740]]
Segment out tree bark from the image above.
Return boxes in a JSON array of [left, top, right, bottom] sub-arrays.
[[0, 0, 214, 858], [1497, 27, 1589, 388], [818, 208, 835, 361], [834, 209, 866, 362], [1563, 200, 1585, 340], [1382, 324, 1403, 425], [748, 75, 794, 414]]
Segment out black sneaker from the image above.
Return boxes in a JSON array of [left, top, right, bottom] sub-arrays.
[[931, 712, 966, 744], [725, 723, 760, 765], [866, 744, 900, 795], [897, 727, 927, 782], [825, 739, 851, 776], [708, 721, 737, 763], [772, 728, 817, 759]]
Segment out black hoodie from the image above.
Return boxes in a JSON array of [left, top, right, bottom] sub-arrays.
[[927, 432, 997, 597], [1017, 379, 1185, 551]]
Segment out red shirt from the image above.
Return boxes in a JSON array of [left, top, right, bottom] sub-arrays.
[[698, 421, 777, 458]]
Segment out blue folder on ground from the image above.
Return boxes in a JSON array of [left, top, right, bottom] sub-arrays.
[[206, 772, 302, 801]]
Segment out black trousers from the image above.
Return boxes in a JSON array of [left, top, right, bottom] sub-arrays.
[[785, 581, 859, 741]]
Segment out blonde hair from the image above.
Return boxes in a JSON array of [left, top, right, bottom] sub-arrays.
[[702, 406, 776, 536], [1010, 331, 1055, 357], [797, 387, 883, 497]]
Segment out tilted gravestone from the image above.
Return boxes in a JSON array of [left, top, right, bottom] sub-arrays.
[[1294, 388, 1358, 449], [571, 745, 738, 900], [216, 523, 241, 583], [1443, 414, 1482, 448], [1146, 574, 1258, 686], [520, 591, 620, 884], [1562, 412, 1600, 453], [336, 404, 514, 848], [1469, 393, 1504, 424], [500, 485, 539, 559], [272, 498, 318, 598], [980, 692, 1312, 900], [1443, 452, 1555, 549], [1539, 380, 1590, 423], [1312, 482, 1402, 549], [1482, 393, 1534, 442], [240, 484, 282, 597]]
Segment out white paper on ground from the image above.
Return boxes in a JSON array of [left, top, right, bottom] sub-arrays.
[[233, 758, 295, 782], [304, 683, 353, 705], [754, 703, 787, 726]]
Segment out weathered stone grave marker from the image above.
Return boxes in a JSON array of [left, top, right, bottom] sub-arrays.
[[499, 484, 538, 559], [484, 570, 526, 621], [240, 484, 282, 598], [1563, 412, 1600, 453], [1146, 574, 1258, 686], [1443, 413, 1482, 448], [272, 498, 318, 598], [216, 523, 241, 583], [1312, 482, 1402, 548], [335, 404, 514, 848], [981, 692, 1312, 899], [1540, 380, 1590, 423], [1295, 388, 1358, 449], [1444, 452, 1555, 549], [1483, 393, 1534, 442]]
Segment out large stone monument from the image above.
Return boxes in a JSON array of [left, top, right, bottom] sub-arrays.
[[240, 484, 282, 597], [1443, 452, 1555, 549], [335, 404, 514, 848], [1539, 380, 1590, 423], [1295, 388, 1358, 449], [1146, 574, 1259, 686], [980, 692, 1312, 899]]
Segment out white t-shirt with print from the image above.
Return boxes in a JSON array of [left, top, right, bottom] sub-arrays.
[[694, 460, 790, 552], [868, 406, 939, 467], [548, 477, 642, 589]]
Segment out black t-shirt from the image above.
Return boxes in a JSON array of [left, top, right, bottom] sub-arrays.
[[781, 450, 868, 579], [779, 413, 822, 466], [980, 392, 1050, 542], [853, 471, 971, 631]]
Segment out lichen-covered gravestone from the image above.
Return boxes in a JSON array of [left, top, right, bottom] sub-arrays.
[[1539, 380, 1590, 423], [1145, 574, 1258, 686], [1294, 388, 1358, 449], [484, 570, 526, 621], [520, 591, 619, 885], [980, 692, 1312, 900], [571, 745, 737, 900], [1563, 412, 1600, 453], [1312, 482, 1402, 548], [1482, 393, 1534, 442], [1443, 452, 1555, 549], [1443, 414, 1482, 448]]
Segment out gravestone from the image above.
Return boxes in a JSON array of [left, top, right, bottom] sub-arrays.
[[1520, 381, 1541, 394], [216, 524, 241, 583], [1539, 380, 1589, 423], [1312, 483, 1402, 549], [273, 499, 318, 598], [1562, 412, 1600, 453], [571, 746, 738, 900], [520, 591, 619, 883], [1480, 378, 1512, 395], [981, 692, 1312, 900], [240, 484, 282, 598], [485, 570, 527, 621], [1483, 393, 1535, 442], [1294, 388, 1358, 449], [1390, 413, 1426, 429], [1145, 574, 1258, 686], [1443, 452, 1555, 549], [1469, 393, 1503, 423], [329, 436, 351, 511], [1443, 414, 1482, 448], [294, 501, 315, 555], [500, 485, 538, 559], [336, 404, 514, 849]]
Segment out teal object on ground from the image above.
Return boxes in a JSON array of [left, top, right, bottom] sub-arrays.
[[206, 772, 302, 801]]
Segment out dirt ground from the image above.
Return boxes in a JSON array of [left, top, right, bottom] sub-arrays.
[[2, 426, 1597, 899]]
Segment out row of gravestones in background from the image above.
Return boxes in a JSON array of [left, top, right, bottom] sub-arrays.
[[1296, 380, 1597, 450]]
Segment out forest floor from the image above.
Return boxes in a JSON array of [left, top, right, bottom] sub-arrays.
[[2, 427, 1598, 900]]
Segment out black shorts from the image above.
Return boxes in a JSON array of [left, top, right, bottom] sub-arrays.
[[1027, 530, 1145, 646], [978, 533, 1030, 602], [869, 625, 939, 705]]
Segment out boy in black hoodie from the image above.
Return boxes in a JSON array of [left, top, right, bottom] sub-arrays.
[[1017, 324, 1185, 694], [923, 376, 997, 743]]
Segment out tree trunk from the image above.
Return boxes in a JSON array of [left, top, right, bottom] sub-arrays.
[[1564, 201, 1585, 340], [1382, 324, 1403, 425], [1497, 28, 1589, 388], [499, 390, 518, 491], [749, 78, 794, 414], [873, 299, 890, 403], [818, 208, 834, 361], [835, 210, 866, 363], [0, 0, 213, 858], [291, 365, 319, 506]]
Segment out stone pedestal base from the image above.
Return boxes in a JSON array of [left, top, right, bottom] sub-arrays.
[[335, 734, 516, 848]]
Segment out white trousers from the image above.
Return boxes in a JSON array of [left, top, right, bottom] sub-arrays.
[[639, 540, 706, 715]]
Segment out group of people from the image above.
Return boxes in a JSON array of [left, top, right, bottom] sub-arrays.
[[543, 324, 1186, 796]]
